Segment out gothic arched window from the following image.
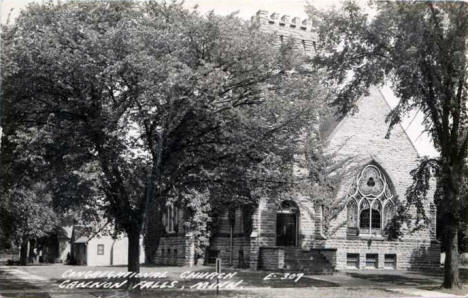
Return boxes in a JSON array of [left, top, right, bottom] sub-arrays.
[[346, 163, 396, 237], [164, 204, 178, 234]]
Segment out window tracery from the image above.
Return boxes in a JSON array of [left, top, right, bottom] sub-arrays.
[[346, 164, 396, 237]]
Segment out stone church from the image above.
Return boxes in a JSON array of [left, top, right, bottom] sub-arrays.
[[153, 11, 441, 272]]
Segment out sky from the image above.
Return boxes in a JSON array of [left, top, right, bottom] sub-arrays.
[[0, 0, 439, 157]]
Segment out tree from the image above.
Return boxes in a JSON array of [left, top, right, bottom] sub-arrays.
[[0, 71, 63, 264], [461, 165, 468, 252], [2, 1, 324, 273], [310, 0, 467, 288], [0, 125, 58, 265], [138, 6, 322, 262], [0, 92, 102, 264]]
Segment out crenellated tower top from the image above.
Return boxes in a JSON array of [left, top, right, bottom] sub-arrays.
[[253, 10, 316, 55]]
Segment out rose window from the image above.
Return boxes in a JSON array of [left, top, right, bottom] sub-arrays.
[[357, 166, 385, 197]]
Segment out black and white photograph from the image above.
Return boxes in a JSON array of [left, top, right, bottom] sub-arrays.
[[0, 0, 467, 297]]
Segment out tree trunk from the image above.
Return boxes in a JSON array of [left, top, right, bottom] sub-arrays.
[[439, 157, 463, 289], [143, 160, 164, 264], [443, 226, 460, 288], [145, 209, 162, 264], [144, 200, 163, 264], [127, 228, 141, 273], [19, 236, 29, 266]]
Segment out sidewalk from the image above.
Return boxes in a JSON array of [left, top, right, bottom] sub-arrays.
[[0, 266, 50, 297], [392, 288, 465, 297], [0, 266, 95, 298]]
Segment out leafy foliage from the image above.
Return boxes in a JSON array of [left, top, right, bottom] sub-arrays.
[[310, 0, 467, 287], [384, 205, 410, 241], [307, 136, 358, 238], [401, 157, 439, 230], [1, 0, 325, 271]]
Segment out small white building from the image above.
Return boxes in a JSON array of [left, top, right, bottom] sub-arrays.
[[71, 225, 145, 266]]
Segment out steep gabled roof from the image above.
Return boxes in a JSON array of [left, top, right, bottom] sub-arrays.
[[322, 86, 419, 157]]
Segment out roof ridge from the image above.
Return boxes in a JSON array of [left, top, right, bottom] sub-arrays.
[[323, 86, 421, 158], [376, 87, 420, 158]]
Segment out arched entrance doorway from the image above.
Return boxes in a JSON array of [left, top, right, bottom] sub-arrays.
[[276, 201, 299, 246]]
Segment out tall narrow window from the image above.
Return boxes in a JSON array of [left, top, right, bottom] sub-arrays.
[[347, 200, 358, 228], [168, 205, 173, 232], [360, 209, 370, 228], [359, 199, 370, 233], [383, 201, 395, 228], [371, 200, 382, 234], [371, 209, 381, 229], [166, 204, 177, 233], [162, 212, 166, 228], [173, 206, 178, 231], [347, 200, 358, 236]]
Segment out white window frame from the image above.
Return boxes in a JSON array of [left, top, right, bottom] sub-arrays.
[[97, 244, 104, 255]]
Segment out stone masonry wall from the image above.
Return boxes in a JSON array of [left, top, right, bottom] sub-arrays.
[[314, 239, 440, 270], [325, 86, 436, 243], [209, 236, 250, 267], [258, 247, 285, 270], [154, 235, 195, 267]]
